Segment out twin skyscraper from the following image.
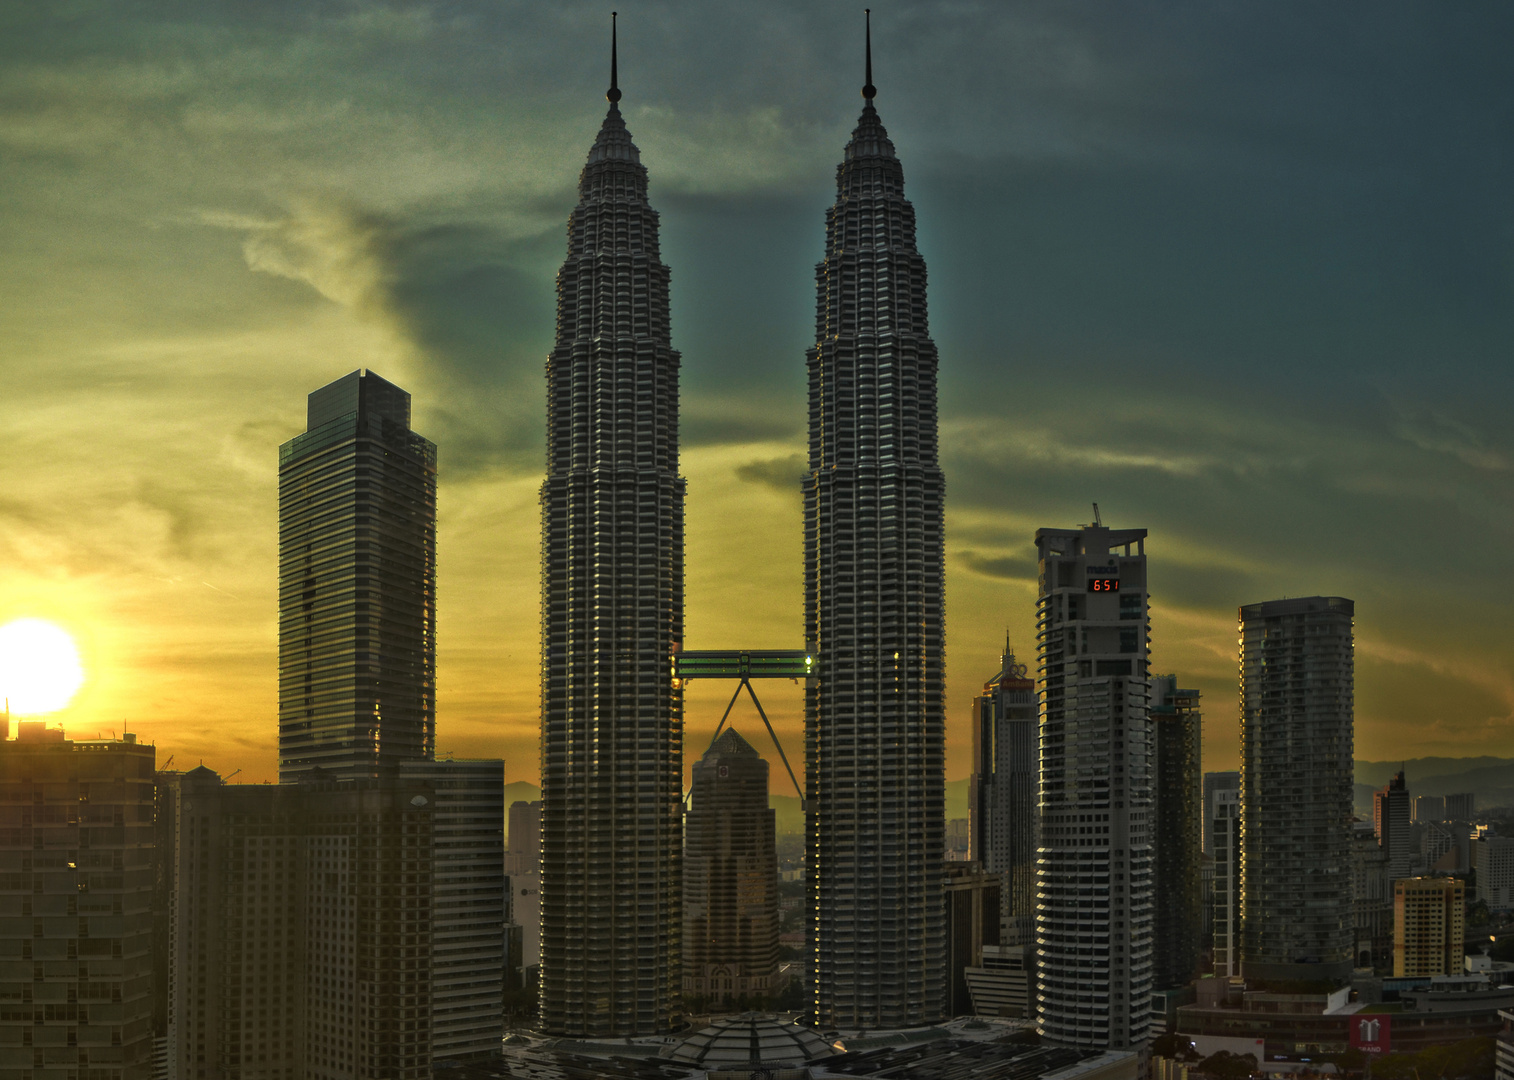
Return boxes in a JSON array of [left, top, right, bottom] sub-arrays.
[[538, 16, 948, 1035]]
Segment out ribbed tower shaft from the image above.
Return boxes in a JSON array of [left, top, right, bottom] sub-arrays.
[[804, 99, 947, 1027], [538, 98, 685, 1037]]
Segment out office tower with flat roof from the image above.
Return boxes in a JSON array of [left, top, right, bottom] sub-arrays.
[[1239, 596, 1355, 985], [1375, 770, 1412, 879], [1034, 523, 1152, 1050], [1211, 784, 1241, 977], [1394, 877, 1465, 977], [170, 768, 435, 1080], [0, 725, 156, 1080], [538, 29, 685, 1036], [969, 647, 1038, 946], [1151, 677, 1202, 991], [683, 730, 779, 1011], [805, 23, 947, 1028], [278, 369, 437, 781], [399, 758, 504, 1060], [1445, 793, 1475, 821]]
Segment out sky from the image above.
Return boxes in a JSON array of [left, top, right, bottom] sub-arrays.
[[2, 1, 1513, 787]]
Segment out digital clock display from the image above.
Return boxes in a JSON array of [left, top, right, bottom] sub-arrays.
[[1087, 577, 1120, 592]]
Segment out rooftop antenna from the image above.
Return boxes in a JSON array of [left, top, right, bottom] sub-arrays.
[[607, 12, 621, 106], [862, 9, 876, 102], [1092, 502, 1102, 527]]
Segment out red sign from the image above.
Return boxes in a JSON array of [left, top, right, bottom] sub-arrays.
[[1349, 1014, 1392, 1055]]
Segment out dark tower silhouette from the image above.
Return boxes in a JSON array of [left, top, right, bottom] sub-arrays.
[[278, 369, 437, 780], [805, 12, 947, 1027], [683, 729, 779, 1010], [538, 14, 685, 1037]]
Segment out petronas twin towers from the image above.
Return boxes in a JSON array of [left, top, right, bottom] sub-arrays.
[[539, 18, 945, 1035]]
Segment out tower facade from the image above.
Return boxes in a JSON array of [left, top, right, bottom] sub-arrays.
[[538, 45, 685, 1036], [1374, 770, 1411, 879], [969, 648, 1038, 945], [683, 729, 779, 1010], [1239, 596, 1355, 985], [804, 45, 947, 1027], [278, 369, 437, 781], [0, 727, 156, 1080], [1151, 676, 1202, 991], [1034, 524, 1152, 1050]]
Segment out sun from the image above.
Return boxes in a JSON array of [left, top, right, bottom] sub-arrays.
[[0, 619, 85, 717]]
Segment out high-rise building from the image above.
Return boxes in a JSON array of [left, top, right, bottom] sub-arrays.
[[1202, 772, 1239, 859], [1393, 877, 1465, 977], [946, 864, 1002, 1017], [1151, 677, 1202, 991], [538, 32, 684, 1036], [1412, 795, 1446, 824], [683, 729, 779, 1010], [1034, 523, 1152, 1050], [1374, 770, 1411, 879], [1239, 596, 1355, 986], [1351, 819, 1392, 971], [504, 801, 540, 974], [1475, 836, 1514, 913], [969, 647, 1037, 945], [1211, 784, 1241, 977], [804, 25, 947, 1029], [170, 768, 435, 1079], [399, 758, 504, 1060], [0, 726, 156, 1080], [278, 369, 437, 781], [1445, 793, 1476, 821]]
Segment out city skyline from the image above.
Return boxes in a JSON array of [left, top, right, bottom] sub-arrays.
[[4, 4, 1514, 787]]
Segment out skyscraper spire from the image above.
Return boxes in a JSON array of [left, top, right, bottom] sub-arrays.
[[538, 23, 685, 1038], [863, 8, 876, 102], [806, 17, 947, 1026], [608, 11, 621, 106]]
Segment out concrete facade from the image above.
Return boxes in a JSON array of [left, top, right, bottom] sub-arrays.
[[1034, 524, 1152, 1051], [1239, 596, 1355, 986]]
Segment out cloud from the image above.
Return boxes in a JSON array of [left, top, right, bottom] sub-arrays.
[[735, 452, 806, 493], [956, 550, 1037, 583]]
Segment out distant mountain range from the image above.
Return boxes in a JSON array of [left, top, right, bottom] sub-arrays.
[[1354, 757, 1514, 818], [503, 758, 1514, 845]]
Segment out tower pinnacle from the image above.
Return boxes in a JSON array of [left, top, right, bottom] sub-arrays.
[[862, 9, 876, 102], [608, 12, 621, 106]]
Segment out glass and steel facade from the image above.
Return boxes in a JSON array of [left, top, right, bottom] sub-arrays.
[[1034, 525, 1152, 1051], [1151, 676, 1202, 991], [803, 84, 947, 1027], [278, 370, 437, 781], [538, 89, 685, 1037], [969, 649, 1038, 947]]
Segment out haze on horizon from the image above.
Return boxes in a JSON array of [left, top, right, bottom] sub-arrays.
[[2, 1, 1512, 787]]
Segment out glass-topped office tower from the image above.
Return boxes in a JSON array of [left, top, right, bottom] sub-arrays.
[[1034, 523, 1152, 1051], [278, 369, 437, 780], [537, 38, 685, 1036], [805, 34, 947, 1027], [970, 647, 1038, 946]]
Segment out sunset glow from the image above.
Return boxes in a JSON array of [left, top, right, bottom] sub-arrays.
[[0, 619, 85, 717]]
